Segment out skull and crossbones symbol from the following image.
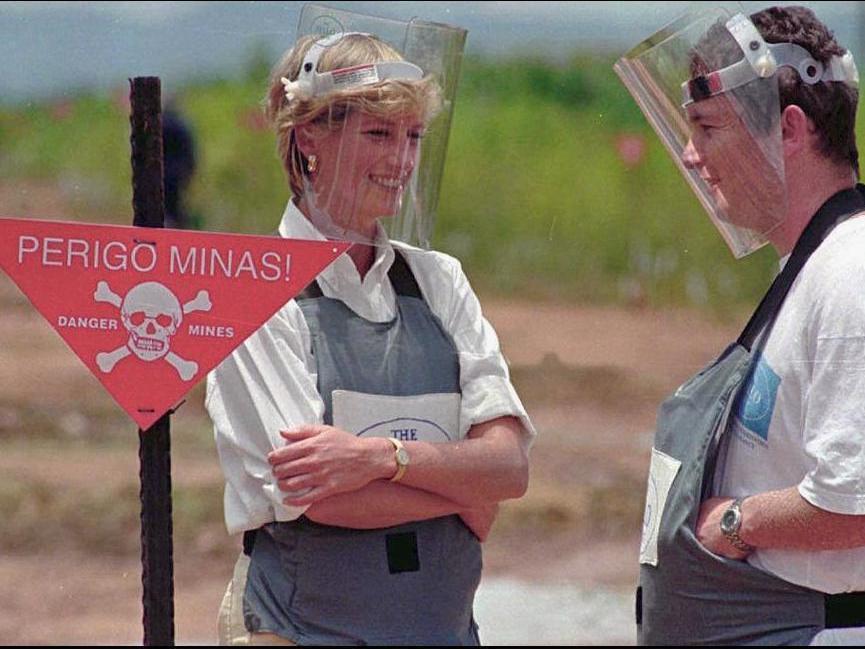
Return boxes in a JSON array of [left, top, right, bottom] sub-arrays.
[[94, 280, 211, 381]]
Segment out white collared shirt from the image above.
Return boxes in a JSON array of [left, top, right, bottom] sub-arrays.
[[207, 201, 535, 535]]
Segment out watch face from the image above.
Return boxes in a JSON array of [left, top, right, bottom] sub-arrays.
[[396, 448, 410, 466], [720, 508, 740, 534]]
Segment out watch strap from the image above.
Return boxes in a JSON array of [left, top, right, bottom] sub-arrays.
[[388, 437, 408, 483], [723, 497, 755, 553]]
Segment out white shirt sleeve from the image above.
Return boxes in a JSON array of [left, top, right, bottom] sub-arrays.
[[206, 303, 323, 534], [798, 254, 865, 515], [209, 236, 536, 534], [411, 249, 536, 441]]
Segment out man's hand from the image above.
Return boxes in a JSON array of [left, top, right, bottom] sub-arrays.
[[696, 497, 752, 560], [268, 425, 391, 506]]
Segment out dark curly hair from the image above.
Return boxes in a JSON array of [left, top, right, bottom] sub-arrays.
[[691, 6, 858, 174]]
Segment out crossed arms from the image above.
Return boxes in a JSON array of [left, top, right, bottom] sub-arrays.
[[268, 415, 530, 541]]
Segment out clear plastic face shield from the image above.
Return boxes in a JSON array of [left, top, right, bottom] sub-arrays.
[[283, 4, 467, 248], [614, 8, 859, 258]]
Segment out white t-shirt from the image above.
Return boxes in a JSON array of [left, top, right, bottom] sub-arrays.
[[716, 215, 865, 593], [206, 201, 535, 535]]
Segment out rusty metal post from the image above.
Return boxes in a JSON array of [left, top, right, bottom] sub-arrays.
[[129, 76, 175, 647]]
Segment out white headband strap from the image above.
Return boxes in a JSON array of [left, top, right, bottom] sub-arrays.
[[281, 31, 423, 103], [682, 13, 859, 105]]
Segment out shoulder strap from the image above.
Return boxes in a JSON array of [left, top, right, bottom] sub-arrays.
[[294, 249, 422, 302], [738, 185, 865, 350], [388, 249, 423, 299], [295, 279, 324, 301]]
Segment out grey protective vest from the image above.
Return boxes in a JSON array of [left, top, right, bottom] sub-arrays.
[[244, 252, 482, 646], [638, 187, 865, 646]]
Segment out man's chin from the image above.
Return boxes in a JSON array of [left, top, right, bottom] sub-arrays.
[[717, 205, 777, 235], [712, 190, 750, 227]]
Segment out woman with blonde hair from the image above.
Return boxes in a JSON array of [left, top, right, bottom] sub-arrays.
[[208, 7, 534, 645]]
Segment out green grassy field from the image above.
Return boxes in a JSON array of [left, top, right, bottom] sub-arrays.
[[0, 54, 808, 311], [0, 56, 759, 611]]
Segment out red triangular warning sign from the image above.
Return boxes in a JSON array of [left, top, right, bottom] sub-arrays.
[[0, 217, 350, 431]]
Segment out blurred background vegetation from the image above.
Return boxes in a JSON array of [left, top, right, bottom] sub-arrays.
[[0, 53, 791, 314], [0, 44, 821, 644], [0, 4, 862, 638], [0, 50, 837, 620]]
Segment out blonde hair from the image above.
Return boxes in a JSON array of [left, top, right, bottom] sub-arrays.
[[266, 33, 442, 198]]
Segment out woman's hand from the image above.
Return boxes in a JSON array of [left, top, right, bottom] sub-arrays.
[[268, 425, 392, 506], [459, 504, 499, 542]]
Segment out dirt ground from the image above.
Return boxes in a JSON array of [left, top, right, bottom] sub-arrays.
[[0, 183, 743, 644], [0, 294, 740, 644]]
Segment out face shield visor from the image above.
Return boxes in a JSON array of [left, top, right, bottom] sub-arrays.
[[614, 8, 858, 258], [284, 4, 467, 248]]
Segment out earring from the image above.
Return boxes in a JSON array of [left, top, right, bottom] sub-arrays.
[[307, 154, 318, 174]]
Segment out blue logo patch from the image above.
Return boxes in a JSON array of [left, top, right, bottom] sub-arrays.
[[734, 352, 781, 441]]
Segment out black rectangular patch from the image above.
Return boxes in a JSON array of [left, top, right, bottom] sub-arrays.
[[825, 591, 865, 628], [386, 532, 420, 574]]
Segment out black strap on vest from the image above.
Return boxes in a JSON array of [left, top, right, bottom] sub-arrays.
[[243, 529, 256, 556], [295, 248, 422, 301], [738, 185, 865, 350], [388, 250, 423, 298], [295, 278, 324, 300], [825, 592, 865, 629]]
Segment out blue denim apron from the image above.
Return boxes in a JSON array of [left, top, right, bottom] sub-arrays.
[[244, 251, 482, 645]]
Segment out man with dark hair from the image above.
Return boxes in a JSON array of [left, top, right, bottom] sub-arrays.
[[752, 7, 859, 173], [617, 5, 865, 645]]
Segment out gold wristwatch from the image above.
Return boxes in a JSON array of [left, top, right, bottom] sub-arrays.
[[387, 437, 410, 483]]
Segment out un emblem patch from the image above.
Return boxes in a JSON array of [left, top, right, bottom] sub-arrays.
[[734, 352, 781, 441]]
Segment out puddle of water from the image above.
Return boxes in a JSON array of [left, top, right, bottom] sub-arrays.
[[474, 578, 635, 646]]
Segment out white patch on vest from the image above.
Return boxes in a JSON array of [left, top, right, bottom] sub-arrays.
[[332, 390, 460, 442], [639, 448, 681, 567]]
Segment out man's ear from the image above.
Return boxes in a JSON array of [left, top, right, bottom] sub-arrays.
[[781, 104, 813, 157]]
